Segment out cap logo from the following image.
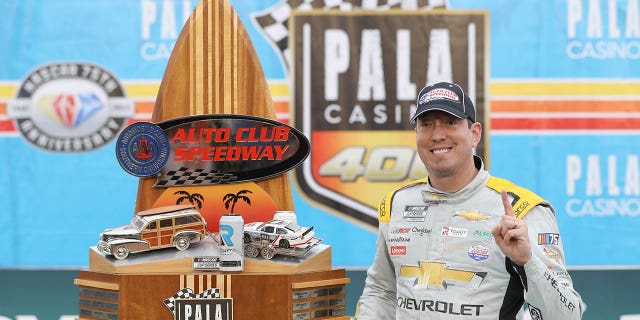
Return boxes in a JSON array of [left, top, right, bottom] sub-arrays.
[[423, 88, 460, 103]]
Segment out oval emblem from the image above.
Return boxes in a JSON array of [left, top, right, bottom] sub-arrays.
[[468, 244, 490, 262], [7, 62, 134, 152], [153, 114, 310, 186], [115, 121, 170, 177]]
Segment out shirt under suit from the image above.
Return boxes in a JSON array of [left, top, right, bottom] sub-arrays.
[[355, 157, 586, 320]]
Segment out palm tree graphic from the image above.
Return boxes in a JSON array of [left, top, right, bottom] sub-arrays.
[[223, 190, 253, 213], [174, 190, 204, 209]]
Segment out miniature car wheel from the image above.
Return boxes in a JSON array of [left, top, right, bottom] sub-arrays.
[[174, 236, 191, 251], [278, 239, 290, 249], [243, 233, 251, 243], [260, 246, 276, 260], [245, 245, 259, 258], [113, 246, 130, 260]]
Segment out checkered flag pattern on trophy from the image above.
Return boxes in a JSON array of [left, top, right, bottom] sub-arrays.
[[163, 288, 222, 313], [155, 167, 239, 187], [164, 288, 196, 313]]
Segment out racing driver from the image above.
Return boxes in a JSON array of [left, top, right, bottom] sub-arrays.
[[354, 82, 586, 319]]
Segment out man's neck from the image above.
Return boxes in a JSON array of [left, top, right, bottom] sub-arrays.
[[429, 163, 480, 193]]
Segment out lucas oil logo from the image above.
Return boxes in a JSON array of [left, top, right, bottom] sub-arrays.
[[7, 62, 134, 152], [290, 11, 487, 228]]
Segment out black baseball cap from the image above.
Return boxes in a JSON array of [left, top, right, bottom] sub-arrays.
[[410, 82, 476, 124]]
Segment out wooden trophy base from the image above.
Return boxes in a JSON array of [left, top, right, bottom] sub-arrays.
[[75, 240, 350, 319], [87, 238, 334, 275]]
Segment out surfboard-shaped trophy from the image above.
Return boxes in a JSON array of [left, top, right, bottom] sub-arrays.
[[119, 0, 308, 230], [78, 2, 349, 319]]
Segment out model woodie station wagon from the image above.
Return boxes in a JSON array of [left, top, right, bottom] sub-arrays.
[[97, 204, 208, 260]]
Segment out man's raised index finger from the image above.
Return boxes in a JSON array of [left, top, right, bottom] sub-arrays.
[[501, 190, 515, 217]]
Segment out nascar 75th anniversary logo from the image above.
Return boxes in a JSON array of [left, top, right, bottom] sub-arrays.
[[7, 62, 134, 152], [290, 11, 488, 227]]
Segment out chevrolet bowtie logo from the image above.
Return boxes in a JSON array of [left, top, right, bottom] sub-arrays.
[[400, 262, 487, 288], [454, 210, 488, 221]]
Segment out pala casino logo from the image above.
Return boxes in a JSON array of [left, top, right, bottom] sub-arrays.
[[290, 11, 488, 228], [164, 287, 232, 320], [7, 62, 134, 152]]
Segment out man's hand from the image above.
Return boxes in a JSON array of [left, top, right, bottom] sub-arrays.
[[491, 190, 532, 266]]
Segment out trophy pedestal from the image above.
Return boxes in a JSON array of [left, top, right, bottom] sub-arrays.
[[75, 241, 350, 319], [87, 237, 333, 275]]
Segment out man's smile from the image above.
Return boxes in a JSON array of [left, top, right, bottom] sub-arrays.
[[432, 147, 452, 155]]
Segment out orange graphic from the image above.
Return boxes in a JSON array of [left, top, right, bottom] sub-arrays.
[[152, 182, 278, 232]]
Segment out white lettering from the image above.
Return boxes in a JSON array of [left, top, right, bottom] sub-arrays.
[[215, 304, 223, 320], [348, 105, 367, 124], [586, 154, 602, 195], [587, 0, 604, 38], [566, 198, 640, 216], [566, 40, 640, 59], [324, 104, 342, 124], [323, 103, 414, 125], [628, 0, 640, 37], [140, 0, 192, 61], [567, 155, 581, 196], [324, 29, 350, 100], [373, 104, 388, 124], [397, 29, 416, 100], [141, 0, 157, 40], [609, 0, 621, 38], [161, 0, 178, 39], [625, 155, 640, 194], [608, 155, 621, 195], [567, 0, 640, 59], [141, 41, 175, 60], [568, 154, 640, 196], [566, 154, 640, 216], [568, 0, 583, 38], [358, 29, 386, 100], [426, 29, 452, 84], [568, 0, 640, 39]]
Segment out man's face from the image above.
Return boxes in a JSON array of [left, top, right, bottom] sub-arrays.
[[415, 111, 481, 179]]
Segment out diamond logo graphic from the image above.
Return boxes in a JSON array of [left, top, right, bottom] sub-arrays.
[[76, 93, 104, 126], [46, 93, 104, 128]]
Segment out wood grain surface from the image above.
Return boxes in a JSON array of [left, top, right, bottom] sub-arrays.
[[134, 0, 293, 213], [77, 269, 349, 319]]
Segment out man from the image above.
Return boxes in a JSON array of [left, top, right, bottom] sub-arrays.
[[354, 82, 585, 319]]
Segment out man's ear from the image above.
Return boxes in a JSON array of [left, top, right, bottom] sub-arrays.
[[471, 122, 482, 147]]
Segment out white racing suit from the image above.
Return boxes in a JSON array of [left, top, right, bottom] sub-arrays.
[[355, 157, 585, 320]]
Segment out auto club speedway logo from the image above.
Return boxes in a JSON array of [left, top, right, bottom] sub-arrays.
[[283, 9, 488, 228], [7, 62, 134, 152], [116, 115, 310, 186]]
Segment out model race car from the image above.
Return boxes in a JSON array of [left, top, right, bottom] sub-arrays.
[[242, 219, 321, 260], [243, 219, 314, 248]]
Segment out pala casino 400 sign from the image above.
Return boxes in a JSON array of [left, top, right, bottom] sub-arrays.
[[290, 11, 488, 227]]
